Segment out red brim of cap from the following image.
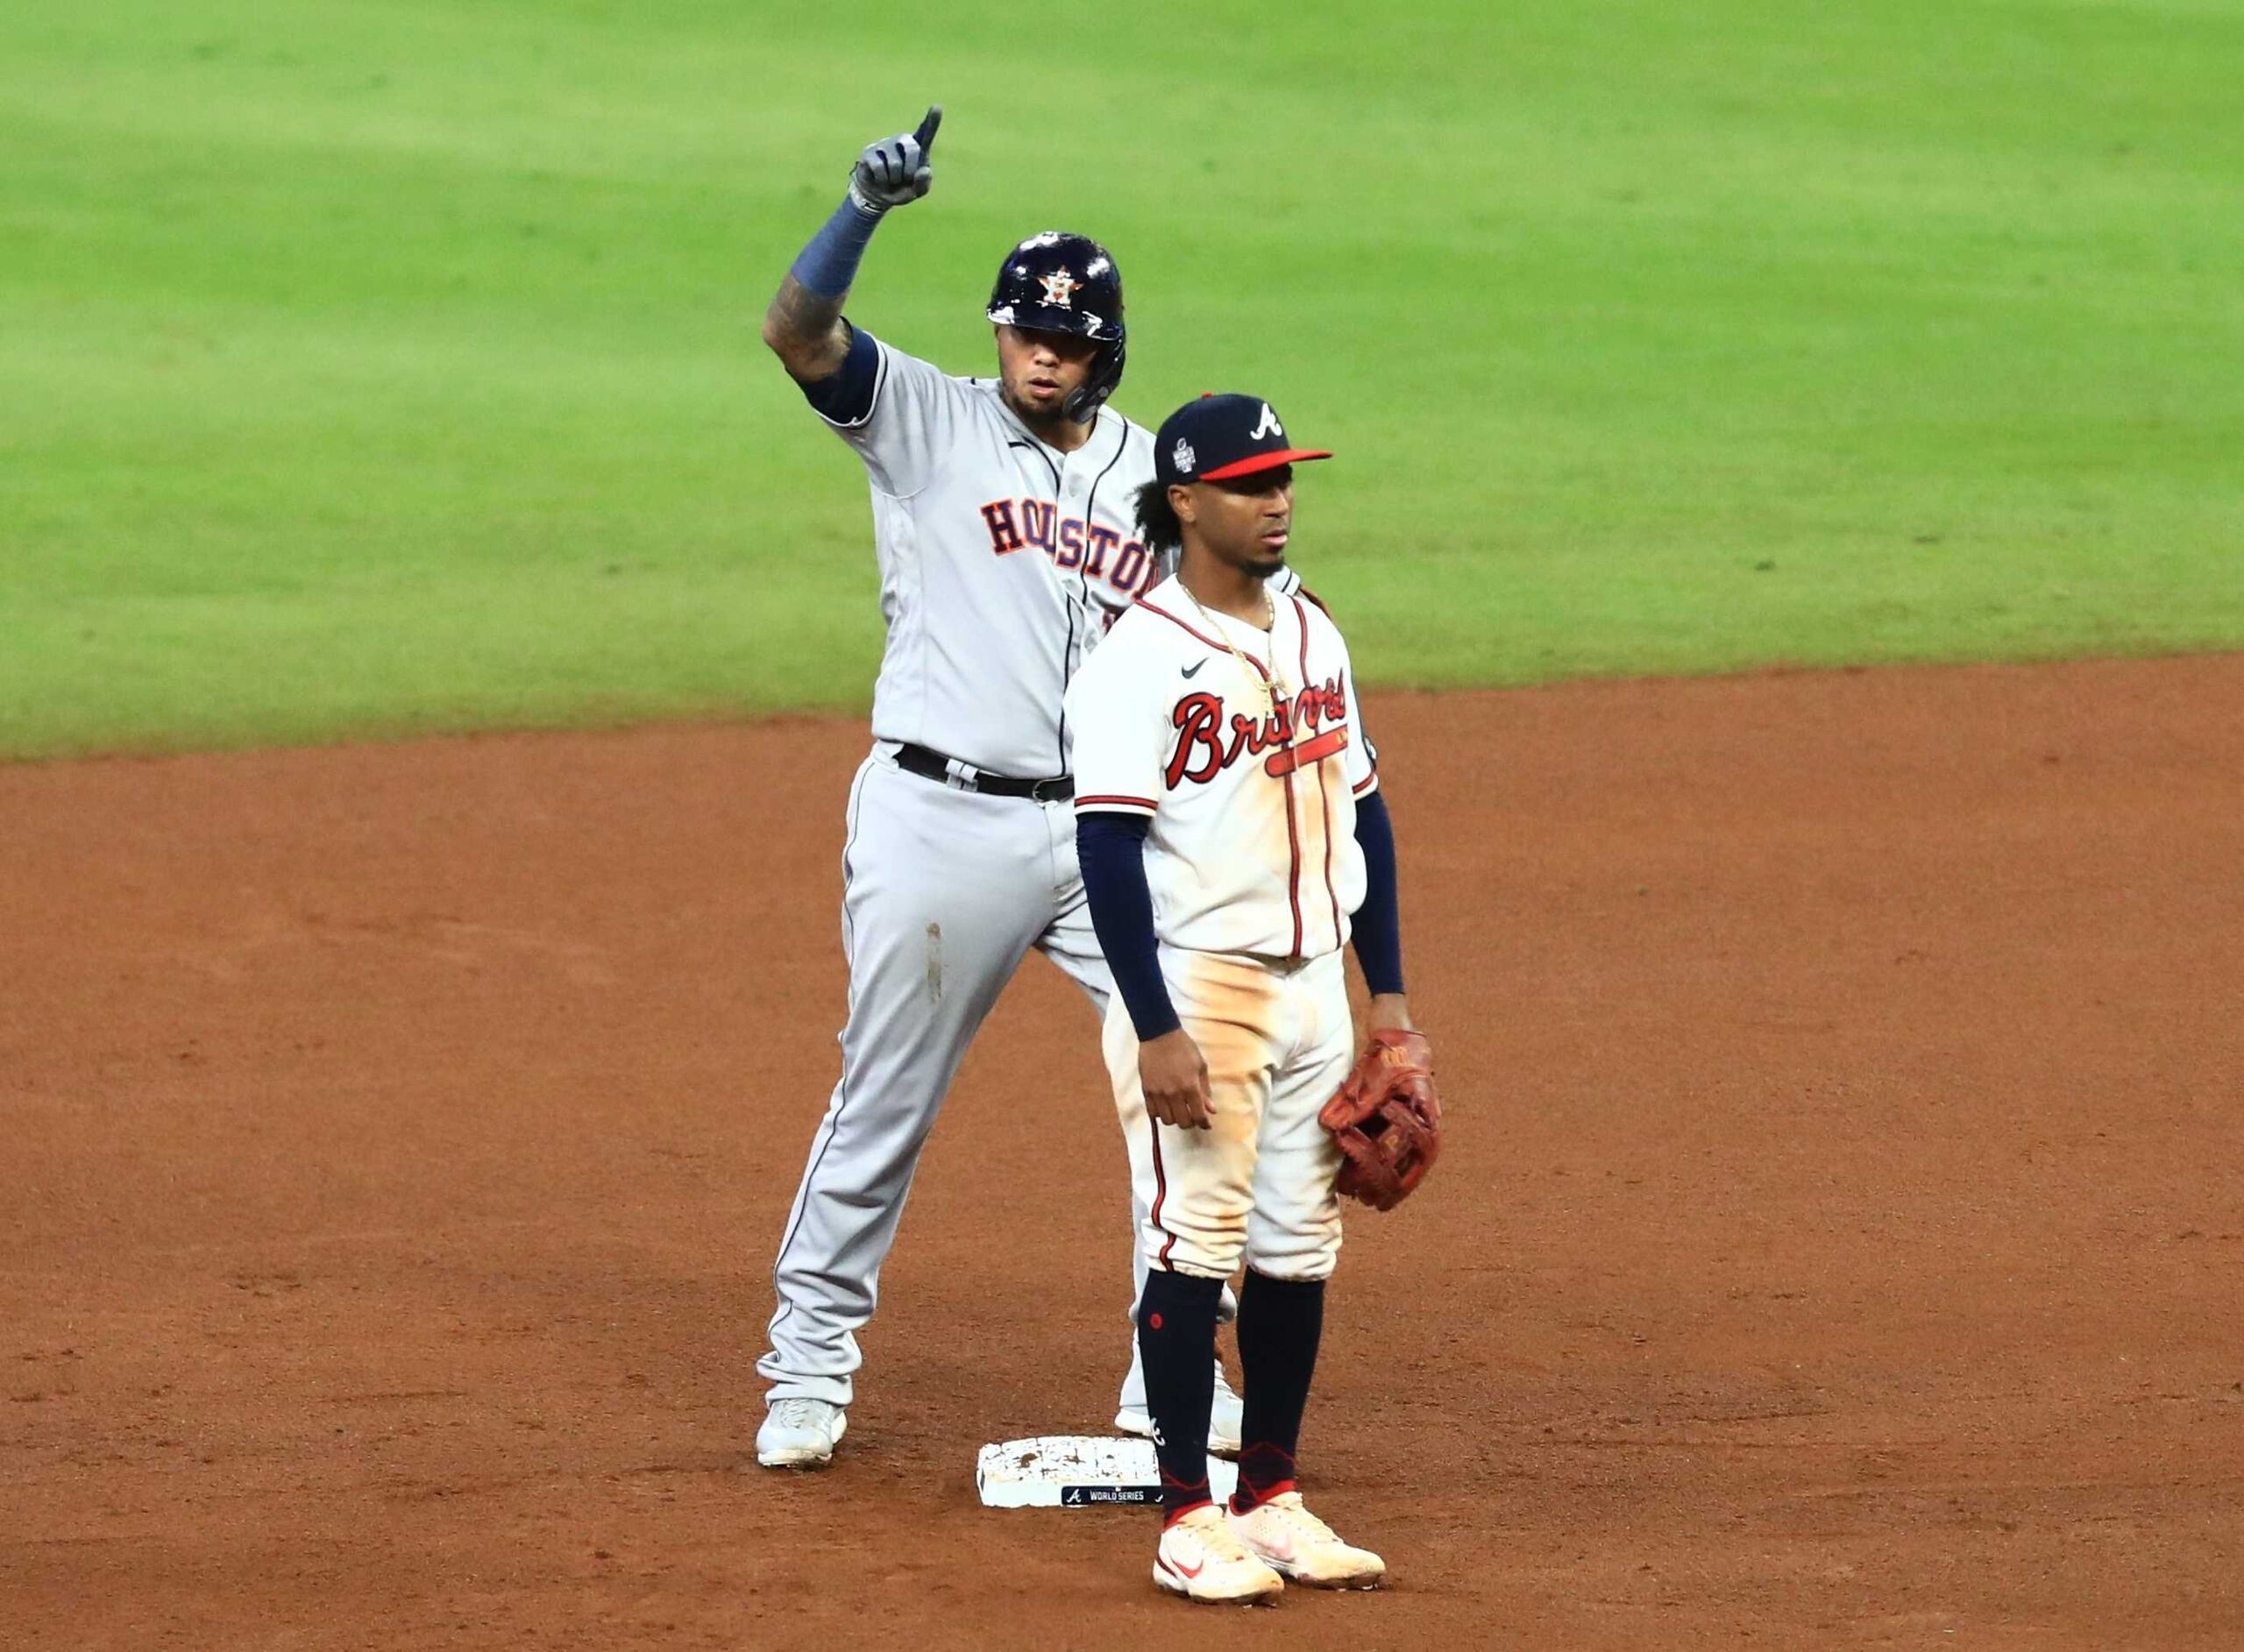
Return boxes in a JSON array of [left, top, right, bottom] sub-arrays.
[[1196, 448, 1334, 482]]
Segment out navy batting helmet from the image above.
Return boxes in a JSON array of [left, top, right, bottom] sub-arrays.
[[986, 230, 1126, 423]]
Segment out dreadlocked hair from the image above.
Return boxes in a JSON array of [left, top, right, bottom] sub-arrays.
[[1133, 478, 1182, 557]]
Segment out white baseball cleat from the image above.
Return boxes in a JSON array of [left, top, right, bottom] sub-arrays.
[[1228, 1492, 1386, 1589], [1154, 1506, 1285, 1606], [756, 1398, 847, 1470], [1115, 1362, 1243, 1457]]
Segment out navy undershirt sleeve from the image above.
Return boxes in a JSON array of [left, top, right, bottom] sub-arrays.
[[1076, 812, 1181, 1041], [1351, 790, 1405, 996], [797, 322, 879, 424], [788, 195, 883, 298]]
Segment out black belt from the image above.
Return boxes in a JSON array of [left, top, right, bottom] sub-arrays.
[[895, 742, 1074, 803]]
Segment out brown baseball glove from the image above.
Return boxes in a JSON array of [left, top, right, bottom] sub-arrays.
[[1317, 1028, 1442, 1210]]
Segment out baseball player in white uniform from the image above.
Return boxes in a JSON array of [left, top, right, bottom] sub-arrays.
[[1065, 394, 1413, 1603], [754, 110, 1287, 1467]]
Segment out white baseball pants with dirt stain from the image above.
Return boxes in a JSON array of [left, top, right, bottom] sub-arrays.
[[1105, 947, 1353, 1284]]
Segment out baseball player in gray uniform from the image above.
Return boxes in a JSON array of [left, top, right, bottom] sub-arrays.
[[755, 108, 1296, 1468]]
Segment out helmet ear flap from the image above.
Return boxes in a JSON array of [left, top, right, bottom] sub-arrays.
[[1063, 336, 1127, 424]]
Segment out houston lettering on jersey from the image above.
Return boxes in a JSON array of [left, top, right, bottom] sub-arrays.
[[979, 497, 1158, 604], [1165, 677, 1352, 790]]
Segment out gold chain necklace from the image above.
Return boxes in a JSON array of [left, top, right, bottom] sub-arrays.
[[1183, 582, 1289, 713]]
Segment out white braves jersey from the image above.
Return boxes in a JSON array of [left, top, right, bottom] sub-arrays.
[[1064, 575, 1378, 961], [818, 336, 1296, 778]]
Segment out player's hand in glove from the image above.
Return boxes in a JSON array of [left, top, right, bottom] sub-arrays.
[[1318, 1026, 1441, 1209], [1140, 1028, 1213, 1131], [849, 105, 941, 215]]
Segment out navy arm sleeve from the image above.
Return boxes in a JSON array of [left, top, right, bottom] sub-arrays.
[[788, 194, 883, 298], [1351, 790, 1405, 996], [1076, 812, 1181, 1041], [798, 322, 880, 425]]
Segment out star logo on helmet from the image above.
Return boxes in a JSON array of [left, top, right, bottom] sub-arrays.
[[1040, 269, 1081, 308], [1172, 438, 1195, 474]]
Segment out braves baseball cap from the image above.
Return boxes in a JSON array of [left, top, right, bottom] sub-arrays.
[[1154, 394, 1333, 487]]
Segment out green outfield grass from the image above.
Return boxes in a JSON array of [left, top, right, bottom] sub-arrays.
[[4, 0, 2241, 757]]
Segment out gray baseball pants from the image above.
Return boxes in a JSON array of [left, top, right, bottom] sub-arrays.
[[758, 745, 1166, 1414]]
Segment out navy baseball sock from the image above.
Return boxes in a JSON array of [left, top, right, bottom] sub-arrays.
[[1135, 1267, 1225, 1522], [1232, 1270, 1326, 1512]]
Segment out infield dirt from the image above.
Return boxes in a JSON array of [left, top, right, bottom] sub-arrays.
[[4, 656, 2241, 1648]]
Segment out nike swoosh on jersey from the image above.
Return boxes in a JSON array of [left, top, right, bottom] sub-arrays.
[[1182, 658, 1207, 677]]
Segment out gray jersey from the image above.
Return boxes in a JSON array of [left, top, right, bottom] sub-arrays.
[[818, 336, 1301, 778], [768, 325, 1298, 1423], [819, 337, 1157, 778]]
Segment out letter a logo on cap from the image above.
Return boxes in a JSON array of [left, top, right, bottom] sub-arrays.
[[1250, 402, 1283, 440]]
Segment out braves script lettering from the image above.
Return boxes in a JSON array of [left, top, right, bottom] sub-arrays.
[[1164, 676, 1352, 789]]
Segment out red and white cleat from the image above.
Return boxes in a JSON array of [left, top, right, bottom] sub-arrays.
[[1228, 1492, 1386, 1589], [1154, 1506, 1285, 1606]]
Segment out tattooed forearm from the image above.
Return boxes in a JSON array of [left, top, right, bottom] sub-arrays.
[[761, 274, 850, 381], [769, 273, 844, 348]]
